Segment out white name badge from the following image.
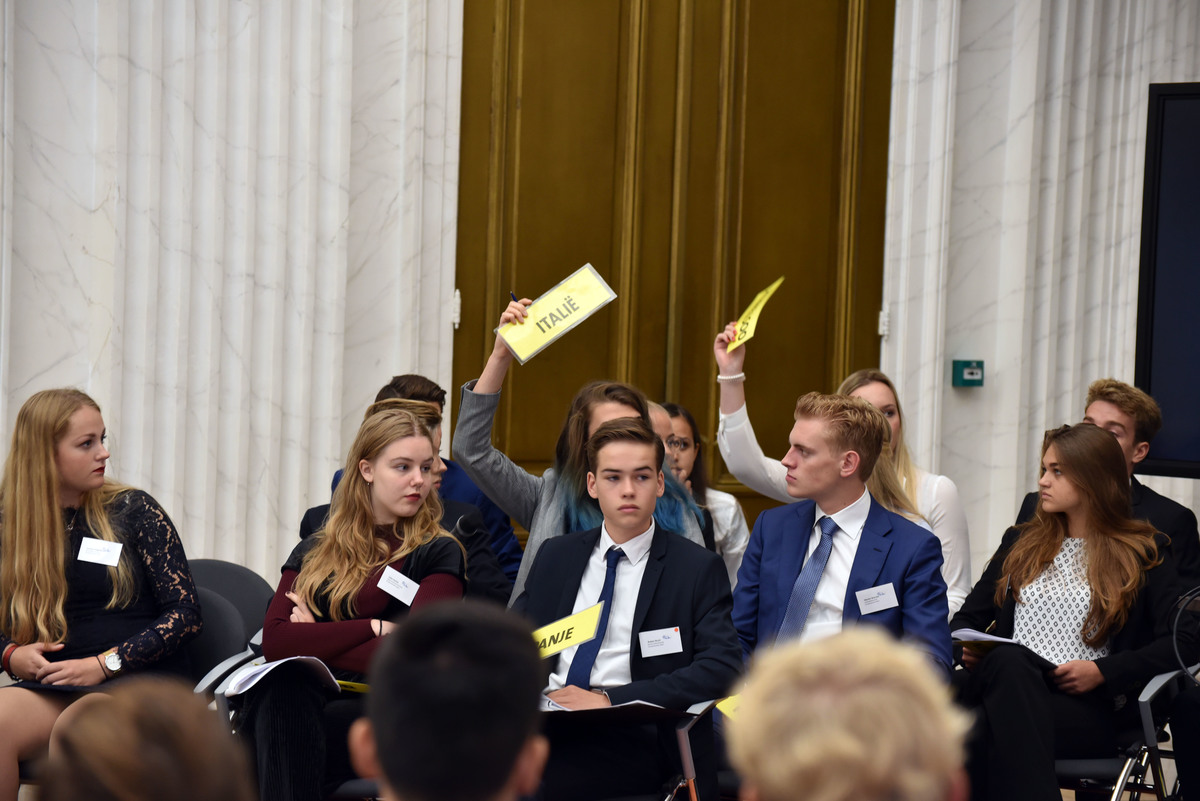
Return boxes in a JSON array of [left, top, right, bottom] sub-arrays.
[[378, 566, 419, 606], [638, 626, 684, 657], [78, 538, 123, 567], [855, 582, 899, 615]]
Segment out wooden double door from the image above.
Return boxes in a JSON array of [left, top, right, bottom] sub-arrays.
[[453, 0, 895, 531]]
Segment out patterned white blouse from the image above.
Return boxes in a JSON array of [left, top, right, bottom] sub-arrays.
[[1013, 537, 1110, 665]]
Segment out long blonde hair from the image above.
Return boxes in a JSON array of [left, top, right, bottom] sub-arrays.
[[865, 426, 924, 523], [292, 403, 449, 620], [999, 424, 1160, 646], [0, 389, 136, 644], [836, 370, 924, 522]]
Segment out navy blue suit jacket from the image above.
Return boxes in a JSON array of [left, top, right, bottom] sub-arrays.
[[733, 495, 953, 673], [513, 526, 742, 709]]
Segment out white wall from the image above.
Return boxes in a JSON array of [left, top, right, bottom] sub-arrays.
[[885, 0, 1200, 579], [0, 0, 462, 580]]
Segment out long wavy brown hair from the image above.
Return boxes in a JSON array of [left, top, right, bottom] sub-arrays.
[[997, 423, 1160, 646], [293, 402, 449, 620], [0, 389, 136, 644]]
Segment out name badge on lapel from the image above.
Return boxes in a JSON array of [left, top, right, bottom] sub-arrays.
[[638, 626, 684, 657], [78, 538, 122, 566], [855, 582, 898, 615], [378, 566, 419, 606]]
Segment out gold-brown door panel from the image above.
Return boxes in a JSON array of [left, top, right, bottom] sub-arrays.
[[455, 0, 893, 536]]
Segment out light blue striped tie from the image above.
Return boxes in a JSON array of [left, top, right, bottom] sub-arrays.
[[777, 515, 838, 641]]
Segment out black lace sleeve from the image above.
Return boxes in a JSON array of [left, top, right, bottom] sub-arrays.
[[112, 491, 203, 669]]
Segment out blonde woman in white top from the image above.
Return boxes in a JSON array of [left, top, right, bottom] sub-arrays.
[[712, 322, 971, 614]]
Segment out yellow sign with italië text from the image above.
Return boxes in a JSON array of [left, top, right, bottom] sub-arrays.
[[726, 276, 785, 352], [533, 602, 604, 658], [497, 264, 618, 364]]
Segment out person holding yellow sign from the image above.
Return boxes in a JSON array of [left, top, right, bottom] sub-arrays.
[[512, 417, 740, 801], [453, 298, 705, 600], [712, 322, 972, 615]]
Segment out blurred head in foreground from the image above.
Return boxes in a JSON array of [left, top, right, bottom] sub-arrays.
[[351, 601, 548, 801], [39, 678, 255, 801], [728, 628, 969, 801]]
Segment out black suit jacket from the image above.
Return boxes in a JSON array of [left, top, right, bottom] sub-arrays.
[[513, 526, 742, 709], [298, 499, 513, 604], [1017, 476, 1200, 586], [951, 527, 1198, 698]]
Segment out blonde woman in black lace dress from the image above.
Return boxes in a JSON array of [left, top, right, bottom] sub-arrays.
[[0, 389, 202, 800]]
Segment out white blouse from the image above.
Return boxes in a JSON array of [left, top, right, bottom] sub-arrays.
[[1013, 537, 1109, 665], [702, 487, 751, 589], [716, 402, 972, 615]]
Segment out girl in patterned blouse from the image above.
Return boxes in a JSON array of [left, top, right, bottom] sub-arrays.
[[0, 389, 202, 801], [951, 422, 1196, 801]]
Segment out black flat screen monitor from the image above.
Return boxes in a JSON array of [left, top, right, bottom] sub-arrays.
[[1134, 82, 1200, 478]]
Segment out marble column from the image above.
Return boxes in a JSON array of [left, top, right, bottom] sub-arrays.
[[884, 0, 1200, 575], [0, 0, 463, 580]]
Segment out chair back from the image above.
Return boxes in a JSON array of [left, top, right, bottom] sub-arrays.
[[189, 587, 248, 685], [189, 559, 275, 641]]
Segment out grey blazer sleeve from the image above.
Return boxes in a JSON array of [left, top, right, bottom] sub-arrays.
[[450, 380, 546, 531]]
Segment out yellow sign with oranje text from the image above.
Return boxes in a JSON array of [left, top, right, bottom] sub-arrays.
[[726, 276, 785, 351], [497, 264, 617, 364], [532, 602, 604, 658]]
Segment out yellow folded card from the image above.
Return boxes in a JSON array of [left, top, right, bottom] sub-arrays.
[[533, 602, 604, 658], [716, 694, 740, 719], [726, 276, 785, 351], [498, 264, 617, 364]]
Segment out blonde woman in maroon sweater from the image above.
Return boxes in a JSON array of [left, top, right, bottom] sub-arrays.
[[241, 401, 465, 801]]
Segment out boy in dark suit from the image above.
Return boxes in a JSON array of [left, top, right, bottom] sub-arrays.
[[514, 417, 741, 801], [732, 392, 952, 673]]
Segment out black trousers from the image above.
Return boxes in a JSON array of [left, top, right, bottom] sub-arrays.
[[1172, 685, 1200, 799], [960, 645, 1127, 801], [237, 662, 365, 801], [538, 716, 719, 801]]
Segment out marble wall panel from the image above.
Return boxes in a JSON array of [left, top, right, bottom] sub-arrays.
[[0, 0, 463, 579], [885, 0, 1200, 578]]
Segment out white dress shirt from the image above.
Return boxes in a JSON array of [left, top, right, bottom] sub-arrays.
[[547, 521, 656, 691], [799, 489, 872, 644]]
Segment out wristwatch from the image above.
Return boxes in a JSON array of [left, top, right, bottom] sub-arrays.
[[102, 648, 123, 676]]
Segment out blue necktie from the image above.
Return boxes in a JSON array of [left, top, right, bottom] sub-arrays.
[[777, 515, 838, 641], [565, 546, 626, 689]]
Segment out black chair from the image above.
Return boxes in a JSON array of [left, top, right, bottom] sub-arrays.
[[189, 558, 275, 642], [190, 587, 249, 690], [1055, 666, 1194, 801]]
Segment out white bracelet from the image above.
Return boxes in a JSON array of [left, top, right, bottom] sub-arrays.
[[717, 372, 746, 383]]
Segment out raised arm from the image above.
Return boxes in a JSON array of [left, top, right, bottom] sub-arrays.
[[473, 298, 531, 394], [713, 322, 792, 504], [451, 299, 547, 530]]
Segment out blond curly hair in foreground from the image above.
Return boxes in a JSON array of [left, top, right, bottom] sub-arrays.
[[728, 628, 970, 801]]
